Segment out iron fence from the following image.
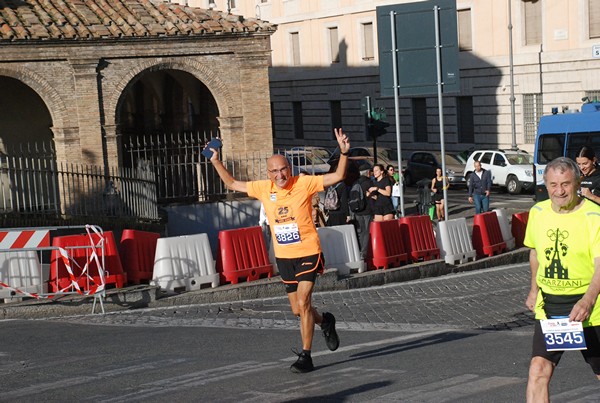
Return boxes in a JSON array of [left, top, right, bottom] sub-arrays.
[[0, 135, 331, 218], [124, 131, 274, 203], [0, 154, 159, 221]]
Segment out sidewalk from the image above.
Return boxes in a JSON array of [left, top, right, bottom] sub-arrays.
[[0, 236, 531, 321], [0, 194, 535, 320]]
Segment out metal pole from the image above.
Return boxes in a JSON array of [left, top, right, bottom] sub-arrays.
[[434, 6, 448, 221], [390, 10, 405, 217], [508, 0, 517, 150]]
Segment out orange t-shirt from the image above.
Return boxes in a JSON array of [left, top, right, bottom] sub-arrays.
[[247, 175, 324, 259]]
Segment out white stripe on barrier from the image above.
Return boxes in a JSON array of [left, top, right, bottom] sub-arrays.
[[0, 230, 49, 249]]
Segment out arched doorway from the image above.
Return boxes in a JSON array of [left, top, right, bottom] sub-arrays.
[[0, 76, 57, 212], [0, 76, 53, 154], [117, 69, 220, 203]]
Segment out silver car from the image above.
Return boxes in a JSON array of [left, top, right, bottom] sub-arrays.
[[284, 149, 331, 176]]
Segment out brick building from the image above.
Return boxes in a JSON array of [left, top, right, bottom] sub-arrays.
[[0, 0, 276, 170]]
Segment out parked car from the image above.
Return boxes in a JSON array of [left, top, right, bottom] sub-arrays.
[[463, 149, 534, 194], [284, 149, 330, 176], [403, 151, 466, 187], [289, 146, 332, 160], [329, 146, 402, 170]]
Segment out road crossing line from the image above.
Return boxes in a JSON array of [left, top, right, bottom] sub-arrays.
[[552, 384, 600, 402], [377, 374, 524, 401]]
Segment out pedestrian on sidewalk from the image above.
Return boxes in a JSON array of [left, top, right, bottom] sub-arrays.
[[431, 167, 449, 221], [386, 165, 400, 217], [467, 160, 492, 214], [369, 163, 395, 221], [575, 145, 600, 205], [324, 159, 351, 227], [524, 157, 600, 401], [205, 130, 347, 373]]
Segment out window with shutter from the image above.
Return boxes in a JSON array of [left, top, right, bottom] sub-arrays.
[[524, 1, 542, 45], [412, 98, 428, 143], [590, 0, 600, 38], [362, 22, 374, 60], [328, 27, 339, 63], [458, 9, 472, 51]]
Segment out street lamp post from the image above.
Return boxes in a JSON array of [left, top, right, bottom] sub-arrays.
[[508, 0, 518, 150]]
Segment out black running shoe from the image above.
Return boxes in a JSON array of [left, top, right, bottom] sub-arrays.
[[321, 312, 340, 351], [290, 351, 314, 373]]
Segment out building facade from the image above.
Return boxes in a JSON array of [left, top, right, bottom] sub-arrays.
[[200, 0, 600, 155]]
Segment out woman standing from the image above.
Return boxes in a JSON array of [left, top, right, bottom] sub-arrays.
[[386, 165, 400, 217], [431, 167, 449, 221], [575, 145, 600, 205], [368, 164, 395, 221]]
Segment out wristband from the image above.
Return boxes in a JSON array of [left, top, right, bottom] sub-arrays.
[[341, 151, 350, 156]]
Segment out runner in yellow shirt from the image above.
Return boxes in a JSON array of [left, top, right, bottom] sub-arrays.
[[524, 157, 600, 401], [205, 128, 350, 373]]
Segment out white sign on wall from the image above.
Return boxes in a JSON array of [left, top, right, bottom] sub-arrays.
[[593, 44, 600, 58]]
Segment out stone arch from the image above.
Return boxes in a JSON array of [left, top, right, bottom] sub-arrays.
[[0, 66, 68, 130], [107, 57, 237, 128]]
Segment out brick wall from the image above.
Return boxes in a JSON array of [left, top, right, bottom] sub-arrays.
[[0, 33, 274, 170]]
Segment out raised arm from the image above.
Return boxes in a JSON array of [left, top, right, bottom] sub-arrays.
[[205, 143, 248, 193], [323, 128, 351, 188]]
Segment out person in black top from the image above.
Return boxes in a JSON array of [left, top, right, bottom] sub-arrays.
[[431, 167, 449, 221], [368, 163, 395, 221], [576, 145, 600, 205], [325, 159, 351, 226], [347, 163, 373, 259]]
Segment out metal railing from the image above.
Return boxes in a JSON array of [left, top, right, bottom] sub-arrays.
[[0, 155, 159, 221], [0, 135, 331, 217], [125, 131, 278, 203]]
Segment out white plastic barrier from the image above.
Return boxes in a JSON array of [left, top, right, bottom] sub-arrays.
[[435, 217, 477, 265], [317, 224, 365, 275], [152, 233, 219, 292], [493, 208, 516, 250], [0, 251, 48, 301]]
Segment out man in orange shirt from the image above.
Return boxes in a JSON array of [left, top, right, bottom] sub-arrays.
[[206, 128, 350, 373]]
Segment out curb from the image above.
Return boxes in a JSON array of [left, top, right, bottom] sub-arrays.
[[0, 248, 530, 319]]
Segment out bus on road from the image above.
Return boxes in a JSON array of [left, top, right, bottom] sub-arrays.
[[533, 102, 600, 200]]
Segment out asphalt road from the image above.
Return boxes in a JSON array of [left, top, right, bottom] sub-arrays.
[[1, 262, 598, 402]]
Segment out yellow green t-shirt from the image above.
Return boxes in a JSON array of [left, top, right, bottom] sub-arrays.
[[524, 199, 600, 326], [247, 175, 324, 259]]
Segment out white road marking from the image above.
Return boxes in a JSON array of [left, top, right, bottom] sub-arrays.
[[377, 374, 524, 401]]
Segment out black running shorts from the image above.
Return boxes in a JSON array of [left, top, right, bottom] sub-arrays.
[[276, 253, 325, 293], [531, 320, 600, 375]]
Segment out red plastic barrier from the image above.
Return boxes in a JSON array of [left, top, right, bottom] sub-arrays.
[[367, 219, 409, 270], [120, 229, 160, 285], [50, 231, 127, 292], [511, 211, 529, 248], [472, 212, 507, 258], [216, 226, 273, 285], [399, 215, 440, 262]]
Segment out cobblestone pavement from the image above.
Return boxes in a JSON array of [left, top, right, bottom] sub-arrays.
[[48, 263, 534, 333]]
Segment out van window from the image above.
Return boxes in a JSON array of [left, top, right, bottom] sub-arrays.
[[537, 134, 563, 164]]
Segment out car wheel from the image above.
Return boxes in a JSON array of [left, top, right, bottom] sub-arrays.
[[465, 172, 472, 188], [506, 175, 522, 195], [404, 172, 412, 187]]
